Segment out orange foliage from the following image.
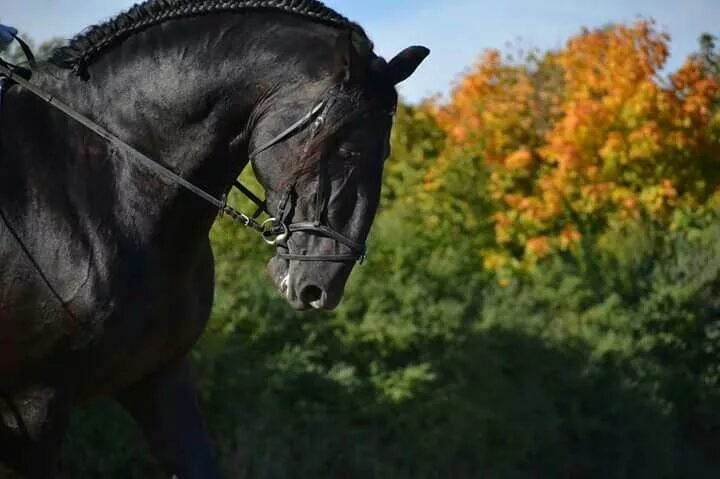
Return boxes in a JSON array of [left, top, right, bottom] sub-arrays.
[[427, 20, 720, 270]]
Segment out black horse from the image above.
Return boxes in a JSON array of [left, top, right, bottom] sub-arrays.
[[0, 1, 428, 477]]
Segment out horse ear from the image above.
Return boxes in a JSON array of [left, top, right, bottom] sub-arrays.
[[333, 30, 368, 83], [387, 46, 430, 85]]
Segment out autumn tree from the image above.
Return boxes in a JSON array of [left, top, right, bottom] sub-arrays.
[[427, 20, 720, 272]]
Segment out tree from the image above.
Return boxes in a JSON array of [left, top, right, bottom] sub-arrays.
[[427, 20, 720, 272], [698, 33, 719, 78]]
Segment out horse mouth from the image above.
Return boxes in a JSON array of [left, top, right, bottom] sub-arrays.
[[268, 255, 291, 294], [279, 274, 290, 296], [267, 255, 308, 310]]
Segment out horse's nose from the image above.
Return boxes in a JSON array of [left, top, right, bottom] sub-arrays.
[[299, 284, 327, 309]]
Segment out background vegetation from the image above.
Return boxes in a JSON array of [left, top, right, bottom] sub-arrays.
[[6, 20, 720, 479]]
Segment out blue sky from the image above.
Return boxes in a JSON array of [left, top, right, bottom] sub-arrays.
[[2, 0, 719, 102]]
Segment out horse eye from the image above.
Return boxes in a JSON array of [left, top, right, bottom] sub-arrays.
[[338, 144, 360, 159]]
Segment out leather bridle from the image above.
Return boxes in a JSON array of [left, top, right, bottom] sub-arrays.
[[247, 85, 369, 263], [0, 54, 371, 264]]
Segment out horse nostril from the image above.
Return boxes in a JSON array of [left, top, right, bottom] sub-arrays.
[[299, 284, 323, 305]]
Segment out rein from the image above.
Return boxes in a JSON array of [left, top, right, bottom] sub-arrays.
[[0, 61, 268, 229], [0, 48, 367, 263]]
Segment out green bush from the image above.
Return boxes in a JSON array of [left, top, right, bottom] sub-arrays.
[[62, 206, 720, 478]]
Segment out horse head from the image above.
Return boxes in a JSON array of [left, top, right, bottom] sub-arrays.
[[249, 32, 428, 310]]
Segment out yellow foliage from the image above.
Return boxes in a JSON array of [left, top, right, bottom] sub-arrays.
[[424, 20, 720, 271]]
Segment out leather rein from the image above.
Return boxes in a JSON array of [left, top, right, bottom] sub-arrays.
[[0, 54, 368, 264]]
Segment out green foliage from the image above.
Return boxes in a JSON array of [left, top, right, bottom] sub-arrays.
[[381, 103, 445, 206]]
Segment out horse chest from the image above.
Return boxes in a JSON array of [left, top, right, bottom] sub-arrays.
[[68, 248, 215, 398]]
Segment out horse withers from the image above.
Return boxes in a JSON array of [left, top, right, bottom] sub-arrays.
[[0, 1, 427, 477]]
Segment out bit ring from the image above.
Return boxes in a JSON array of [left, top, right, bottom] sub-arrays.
[[262, 218, 289, 246]]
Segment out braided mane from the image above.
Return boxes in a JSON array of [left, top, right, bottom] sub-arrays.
[[50, 0, 366, 72]]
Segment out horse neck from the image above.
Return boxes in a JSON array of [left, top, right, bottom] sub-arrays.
[[30, 13, 338, 244]]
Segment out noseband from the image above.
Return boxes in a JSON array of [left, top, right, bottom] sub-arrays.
[[245, 86, 368, 264]]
